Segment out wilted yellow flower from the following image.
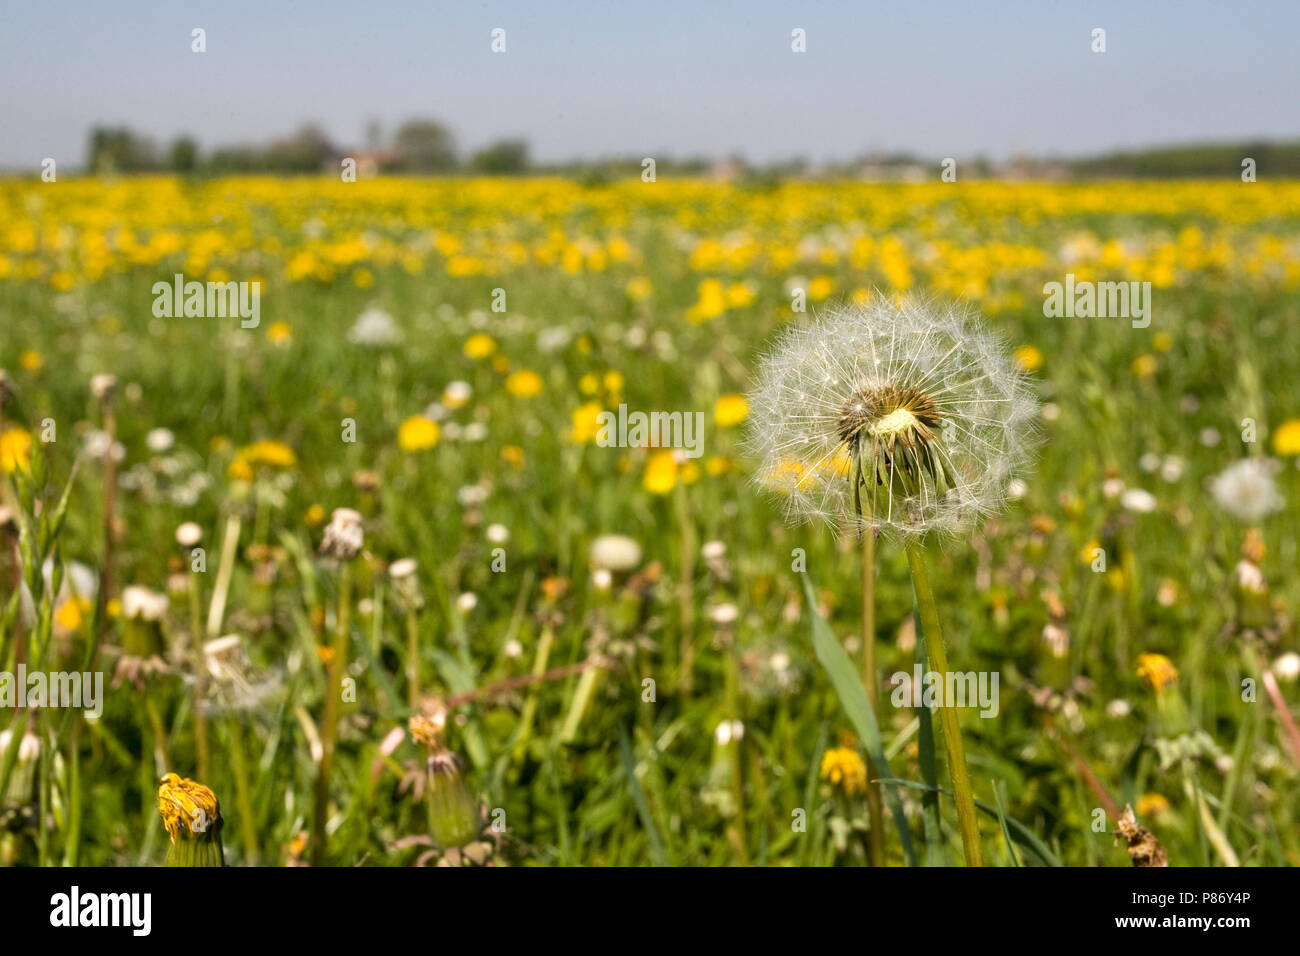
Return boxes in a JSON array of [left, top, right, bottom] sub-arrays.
[[644, 450, 678, 494], [1014, 345, 1043, 372], [820, 746, 867, 796], [505, 369, 544, 398], [1273, 419, 1300, 456], [1136, 653, 1178, 694], [158, 772, 224, 867], [398, 415, 440, 452], [463, 334, 496, 359], [714, 394, 749, 427], [570, 402, 604, 443], [0, 427, 32, 474]]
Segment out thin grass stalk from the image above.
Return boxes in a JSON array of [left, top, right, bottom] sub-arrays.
[[905, 539, 983, 866]]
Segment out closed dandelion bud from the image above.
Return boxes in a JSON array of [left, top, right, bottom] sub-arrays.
[[1232, 532, 1273, 631], [425, 751, 480, 849], [0, 729, 40, 812], [388, 557, 423, 612], [158, 772, 224, 867], [1038, 622, 1071, 690]]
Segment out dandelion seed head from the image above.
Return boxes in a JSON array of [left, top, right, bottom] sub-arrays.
[[746, 296, 1038, 538]]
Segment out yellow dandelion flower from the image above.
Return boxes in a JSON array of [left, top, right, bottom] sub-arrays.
[[570, 402, 605, 444], [706, 455, 732, 476], [1136, 793, 1170, 818], [266, 321, 293, 345], [819, 746, 867, 796], [625, 276, 652, 300], [644, 450, 678, 494], [603, 370, 625, 394], [0, 427, 33, 474], [808, 276, 834, 301], [506, 369, 543, 398], [500, 445, 525, 468], [1014, 345, 1043, 372], [1132, 354, 1158, 378], [578, 372, 600, 395], [714, 394, 749, 427], [54, 595, 93, 632], [463, 334, 497, 359], [1136, 653, 1178, 694], [398, 415, 440, 453], [18, 350, 43, 372], [1272, 419, 1300, 456], [304, 504, 327, 527]]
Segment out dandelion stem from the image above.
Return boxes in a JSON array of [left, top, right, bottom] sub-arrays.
[[905, 539, 984, 867], [188, 571, 210, 782], [860, 525, 885, 867], [404, 610, 420, 710], [228, 716, 260, 864], [311, 560, 352, 866]]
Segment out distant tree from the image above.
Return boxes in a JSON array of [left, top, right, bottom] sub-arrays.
[[470, 138, 529, 175], [88, 126, 158, 173], [265, 124, 335, 173], [393, 119, 456, 172], [169, 136, 199, 173]]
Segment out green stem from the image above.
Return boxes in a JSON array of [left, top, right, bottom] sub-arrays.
[[188, 571, 210, 782], [311, 561, 352, 866], [861, 528, 885, 867], [405, 610, 420, 710], [905, 539, 984, 867], [228, 717, 259, 864]]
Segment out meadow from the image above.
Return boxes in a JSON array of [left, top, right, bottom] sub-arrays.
[[1, 176, 1299, 866]]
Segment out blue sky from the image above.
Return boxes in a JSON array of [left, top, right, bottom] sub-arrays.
[[1, 0, 1295, 169]]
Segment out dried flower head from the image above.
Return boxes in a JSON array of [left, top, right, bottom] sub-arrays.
[[747, 297, 1038, 537], [319, 507, 364, 560], [1114, 804, 1168, 867]]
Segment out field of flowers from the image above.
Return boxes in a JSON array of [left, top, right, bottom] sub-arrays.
[[1, 176, 1299, 866]]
